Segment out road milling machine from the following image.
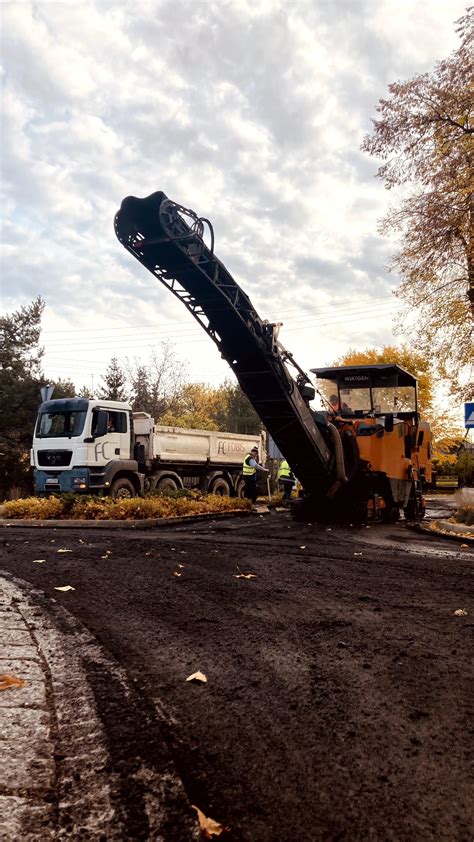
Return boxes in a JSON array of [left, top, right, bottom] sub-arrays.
[[115, 191, 431, 522]]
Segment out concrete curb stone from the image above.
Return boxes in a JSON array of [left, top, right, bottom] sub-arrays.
[[0, 576, 201, 840], [0, 579, 57, 839]]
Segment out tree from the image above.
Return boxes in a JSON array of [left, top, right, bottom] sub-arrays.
[[362, 9, 474, 399], [78, 385, 94, 398], [97, 356, 128, 401], [128, 342, 187, 419], [160, 383, 221, 430], [129, 364, 151, 413], [212, 379, 262, 435], [0, 298, 45, 497], [51, 378, 76, 399]]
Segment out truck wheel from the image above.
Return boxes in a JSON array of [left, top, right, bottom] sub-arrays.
[[209, 477, 231, 496], [110, 478, 135, 499], [154, 477, 178, 493], [236, 478, 246, 498]]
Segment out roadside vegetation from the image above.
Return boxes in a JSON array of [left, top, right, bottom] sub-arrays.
[[1, 490, 252, 521]]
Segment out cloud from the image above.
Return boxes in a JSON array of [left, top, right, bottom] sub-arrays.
[[1, 0, 467, 389]]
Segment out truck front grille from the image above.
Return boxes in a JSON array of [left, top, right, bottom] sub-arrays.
[[37, 450, 72, 467]]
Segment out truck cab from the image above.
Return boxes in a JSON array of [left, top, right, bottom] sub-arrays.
[[31, 398, 141, 496]]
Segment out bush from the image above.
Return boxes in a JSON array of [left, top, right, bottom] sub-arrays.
[[1, 492, 252, 521], [2, 496, 64, 520], [454, 488, 474, 526]]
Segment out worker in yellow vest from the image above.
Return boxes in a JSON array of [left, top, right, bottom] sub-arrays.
[[242, 447, 268, 503], [278, 459, 295, 502]]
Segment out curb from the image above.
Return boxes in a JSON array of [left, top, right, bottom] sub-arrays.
[[0, 575, 201, 840], [0, 506, 270, 529]]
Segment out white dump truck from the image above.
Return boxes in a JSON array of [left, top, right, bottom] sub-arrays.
[[31, 397, 265, 498]]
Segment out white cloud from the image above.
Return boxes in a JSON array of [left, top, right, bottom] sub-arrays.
[[1, 0, 467, 400]]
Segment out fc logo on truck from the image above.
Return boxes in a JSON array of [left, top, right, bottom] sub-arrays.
[[217, 441, 246, 455]]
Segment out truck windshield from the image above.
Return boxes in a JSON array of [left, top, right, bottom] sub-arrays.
[[36, 411, 87, 438]]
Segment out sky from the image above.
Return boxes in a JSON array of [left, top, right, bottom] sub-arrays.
[[1, 0, 467, 400]]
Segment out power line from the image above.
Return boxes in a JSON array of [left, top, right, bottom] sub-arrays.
[[40, 296, 397, 339], [40, 303, 396, 351]]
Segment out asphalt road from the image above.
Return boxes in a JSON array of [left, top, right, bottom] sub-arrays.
[[1, 497, 473, 841]]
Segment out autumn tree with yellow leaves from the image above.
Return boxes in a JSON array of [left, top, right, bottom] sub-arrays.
[[362, 8, 473, 400]]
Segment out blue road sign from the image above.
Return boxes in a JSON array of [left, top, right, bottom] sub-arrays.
[[465, 402, 474, 428]]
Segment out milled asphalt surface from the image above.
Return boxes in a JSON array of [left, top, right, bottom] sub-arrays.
[[1, 495, 471, 840]]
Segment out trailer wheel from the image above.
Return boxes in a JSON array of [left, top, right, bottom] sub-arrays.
[[154, 476, 179, 493], [110, 478, 135, 499], [209, 477, 231, 497]]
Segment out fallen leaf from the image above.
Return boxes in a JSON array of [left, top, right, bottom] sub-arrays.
[[33, 559, 46, 564], [454, 608, 468, 616], [54, 585, 75, 592], [173, 571, 182, 577], [186, 671, 207, 683], [354, 552, 363, 556], [178, 563, 185, 568], [101, 551, 112, 559], [234, 573, 257, 580], [78, 539, 84, 544], [299, 545, 306, 549], [192, 805, 229, 838], [0, 674, 26, 692], [57, 548, 72, 554], [460, 544, 469, 549]]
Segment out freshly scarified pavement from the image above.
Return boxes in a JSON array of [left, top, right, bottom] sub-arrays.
[[0, 503, 473, 841]]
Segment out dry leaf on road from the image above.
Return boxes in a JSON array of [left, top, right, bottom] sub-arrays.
[[0, 674, 27, 692], [33, 559, 46, 563], [173, 571, 182, 577], [354, 552, 363, 556], [454, 608, 468, 616], [186, 671, 207, 683], [54, 585, 75, 592], [460, 544, 469, 549], [234, 572, 257, 579], [57, 548, 73, 554], [192, 805, 229, 838]]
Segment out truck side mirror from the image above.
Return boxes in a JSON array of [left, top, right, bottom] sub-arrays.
[[385, 414, 394, 433]]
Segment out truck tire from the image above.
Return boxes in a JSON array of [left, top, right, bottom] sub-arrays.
[[154, 476, 179, 493], [236, 478, 246, 498], [209, 477, 231, 496], [110, 478, 135, 499]]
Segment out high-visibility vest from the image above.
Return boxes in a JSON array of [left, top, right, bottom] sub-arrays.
[[242, 454, 256, 476], [278, 460, 293, 480]]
